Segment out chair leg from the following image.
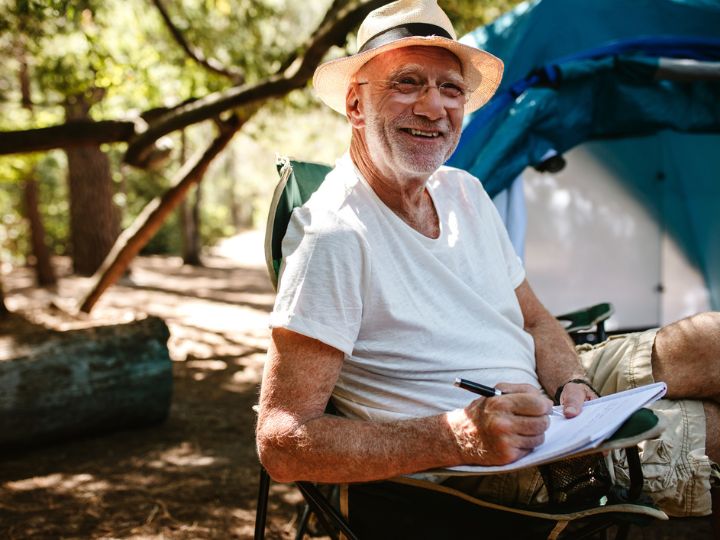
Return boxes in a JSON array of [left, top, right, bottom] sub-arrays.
[[625, 446, 644, 501], [294, 503, 312, 540], [613, 522, 631, 540], [296, 482, 359, 540], [711, 486, 720, 539], [598, 321, 607, 342], [254, 466, 271, 540]]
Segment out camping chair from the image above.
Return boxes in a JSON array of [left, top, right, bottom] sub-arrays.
[[254, 157, 668, 540]]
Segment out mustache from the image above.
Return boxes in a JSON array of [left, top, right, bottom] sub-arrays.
[[393, 113, 450, 133]]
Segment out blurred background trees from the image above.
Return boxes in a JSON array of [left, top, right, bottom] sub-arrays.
[[0, 0, 519, 311]]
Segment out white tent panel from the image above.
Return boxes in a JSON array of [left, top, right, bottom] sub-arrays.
[[521, 143, 710, 331]]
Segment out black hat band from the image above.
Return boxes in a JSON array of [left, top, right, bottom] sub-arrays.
[[358, 23, 453, 54]]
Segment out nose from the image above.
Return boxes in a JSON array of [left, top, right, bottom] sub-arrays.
[[412, 85, 447, 121]]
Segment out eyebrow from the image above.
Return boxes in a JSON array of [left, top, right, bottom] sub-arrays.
[[387, 64, 465, 84]]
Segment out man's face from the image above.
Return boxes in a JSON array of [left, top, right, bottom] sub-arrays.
[[352, 46, 466, 179]]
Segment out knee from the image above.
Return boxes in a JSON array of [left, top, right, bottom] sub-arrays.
[[689, 311, 720, 327], [683, 313, 720, 345], [662, 312, 720, 341], [655, 312, 720, 362]]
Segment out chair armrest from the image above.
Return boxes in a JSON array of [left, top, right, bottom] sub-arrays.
[[556, 302, 614, 334]]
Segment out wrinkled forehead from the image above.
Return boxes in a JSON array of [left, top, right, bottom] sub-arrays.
[[355, 45, 463, 80]]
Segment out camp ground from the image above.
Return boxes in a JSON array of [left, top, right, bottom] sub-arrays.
[[450, 0, 720, 332]]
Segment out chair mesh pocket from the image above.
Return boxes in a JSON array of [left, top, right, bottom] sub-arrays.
[[539, 453, 613, 510]]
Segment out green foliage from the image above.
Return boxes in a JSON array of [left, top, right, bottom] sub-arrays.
[[0, 150, 68, 265], [35, 152, 70, 255], [0, 0, 521, 267], [443, 0, 524, 36]]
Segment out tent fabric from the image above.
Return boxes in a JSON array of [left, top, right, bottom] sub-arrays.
[[459, 0, 720, 93], [451, 54, 720, 197], [448, 0, 720, 311]]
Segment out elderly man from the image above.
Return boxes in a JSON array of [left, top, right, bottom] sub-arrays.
[[256, 0, 720, 519]]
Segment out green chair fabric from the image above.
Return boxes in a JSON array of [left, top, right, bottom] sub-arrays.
[[265, 157, 332, 290], [556, 303, 614, 334]]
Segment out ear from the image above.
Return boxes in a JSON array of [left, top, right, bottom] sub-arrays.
[[345, 83, 365, 128]]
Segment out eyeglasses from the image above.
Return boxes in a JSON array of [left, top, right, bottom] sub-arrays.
[[357, 77, 470, 109]]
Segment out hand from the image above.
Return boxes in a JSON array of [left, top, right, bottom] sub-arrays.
[[558, 381, 598, 418], [448, 383, 553, 466]]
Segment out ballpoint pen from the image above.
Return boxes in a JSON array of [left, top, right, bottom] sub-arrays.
[[453, 377, 565, 416]]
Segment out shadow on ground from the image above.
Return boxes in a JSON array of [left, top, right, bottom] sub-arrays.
[[0, 232, 713, 539], [0, 235, 305, 539]]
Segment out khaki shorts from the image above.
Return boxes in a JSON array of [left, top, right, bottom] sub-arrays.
[[445, 329, 716, 517]]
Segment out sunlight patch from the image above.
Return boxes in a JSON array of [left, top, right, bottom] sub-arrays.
[[186, 359, 228, 371], [148, 442, 225, 469], [5, 473, 110, 494]]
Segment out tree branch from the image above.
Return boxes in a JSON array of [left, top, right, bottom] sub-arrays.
[[149, 0, 244, 84], [124, 0, 384, 167], [277, 0, 354, 73], [0, 0, 384, 164], [0, 121, 136, 156], [78, 114, 243, 313]]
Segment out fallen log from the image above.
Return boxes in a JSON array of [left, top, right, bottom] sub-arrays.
[[0, 316, 172, 449]]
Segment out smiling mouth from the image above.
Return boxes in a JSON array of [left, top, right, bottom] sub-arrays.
[[401, 128, 441, 138]]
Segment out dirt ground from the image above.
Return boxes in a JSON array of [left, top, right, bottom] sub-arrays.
[[0, 232, 303, 539], [0, 231, 714, 539]]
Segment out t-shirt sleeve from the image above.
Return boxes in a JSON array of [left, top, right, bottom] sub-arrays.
[[269, 207, 368, 356], [470, 178, 526, 288], [488, 200, 526, 288]]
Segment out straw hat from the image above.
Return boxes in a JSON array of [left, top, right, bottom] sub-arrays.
[[313, 0, 503, 114]]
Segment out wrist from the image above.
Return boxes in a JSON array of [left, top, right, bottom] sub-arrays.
[[446, 409, 486, 462]]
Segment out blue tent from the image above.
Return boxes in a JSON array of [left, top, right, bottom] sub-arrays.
[[448, 0, 720, 311]]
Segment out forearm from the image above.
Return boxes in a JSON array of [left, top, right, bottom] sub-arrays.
[[528, 313, 587, 398], [257, 409, 461, 483], [515, 280, 588, 398], [257, 327, 551, 483]]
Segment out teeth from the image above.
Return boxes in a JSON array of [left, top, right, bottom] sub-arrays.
[[408, 129, 439, 138]]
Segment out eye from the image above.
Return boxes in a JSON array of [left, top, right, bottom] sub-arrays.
[[438, 82, 465, 98], [391, 76, 422, 94]]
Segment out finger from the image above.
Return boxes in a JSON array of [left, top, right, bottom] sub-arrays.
[[503, 393, 554, 416], [560, 383, 592, 417], [486, 410, 550, 437], [510, 414, 551, 436], [495, 382, 543, 395], [484, 446, 532, 466], [511, 432, 546, 451]]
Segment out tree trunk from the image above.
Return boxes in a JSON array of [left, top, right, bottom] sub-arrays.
[[0, 316, 172, 449], [23, 175, 56, 286], [179, 130, 202, 265], [180, 187, 202, 265], [64, 96, 120, 276], [226, 148, 250, 231], [78, 115, 241, 313], [0, 278, 8, 317]]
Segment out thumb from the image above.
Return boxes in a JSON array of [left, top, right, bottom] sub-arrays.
[[560, 384, 588, 418]]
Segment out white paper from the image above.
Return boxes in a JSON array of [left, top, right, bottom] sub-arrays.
[[444, 382, 667, 474]]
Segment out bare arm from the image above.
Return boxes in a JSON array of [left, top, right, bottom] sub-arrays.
[[515, 279, 597, 417], [255, 327, 552, 483]]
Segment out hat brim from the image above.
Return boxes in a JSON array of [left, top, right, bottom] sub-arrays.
[[313, 35, 504, 115]]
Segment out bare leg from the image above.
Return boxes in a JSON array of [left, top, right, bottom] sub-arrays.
[[708, 402, 720, 536], [705, 402, 720, 463], [652, 314, 720, 522], [651, 312, 720, 401]]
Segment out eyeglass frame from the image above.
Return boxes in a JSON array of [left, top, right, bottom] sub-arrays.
[[355, 75, 472, 109]]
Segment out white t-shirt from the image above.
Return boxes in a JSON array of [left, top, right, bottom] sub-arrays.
[[270, 153, 539, 422]]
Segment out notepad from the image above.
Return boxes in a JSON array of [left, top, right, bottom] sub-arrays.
[[443, 381, 667, 474]]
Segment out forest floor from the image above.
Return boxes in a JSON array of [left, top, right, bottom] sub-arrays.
[[0, 230, 714, 539]]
